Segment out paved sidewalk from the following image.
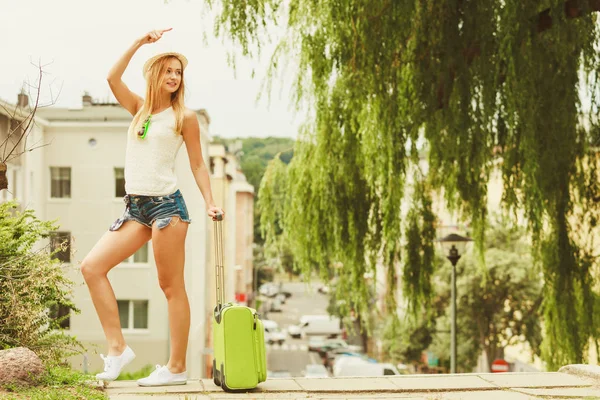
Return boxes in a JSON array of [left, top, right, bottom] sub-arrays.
[[106, 365, 600, 399]]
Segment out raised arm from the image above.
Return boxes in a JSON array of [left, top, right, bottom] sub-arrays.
[[107, 29, 172, 116]]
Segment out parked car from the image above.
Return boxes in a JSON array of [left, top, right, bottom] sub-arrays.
[[333, 356, 400, 377], [263, 320, 286, 345], [259, 282, 292, 299], [308, 338, 362, 355], [268, 370, 292, 378], [318, 285, 330, 294], [325, 349, 373, 370], [269, 297, 283, 312], [280, 291, 292, 299], [297, 315, 342, 338], [307, 336, 328, 352], [303, 364, 329, 378], [287, 324, 302, 339], [259, 283, 280, 298], [275, 292, 287, 304]]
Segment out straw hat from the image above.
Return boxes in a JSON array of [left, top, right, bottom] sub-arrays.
[[143, 52, 188, 79]]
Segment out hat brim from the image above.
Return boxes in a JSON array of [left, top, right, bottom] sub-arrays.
[[143, 52, 188, 79]]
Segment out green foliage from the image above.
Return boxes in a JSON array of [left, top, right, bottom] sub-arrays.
[[429, 314, 480, 373], [403, 175, 437, 316], [0, 365, 106, 400], [38, 365, 95, 388], [240, 155, 266, 196], [437, 249, 542, 371], [258, 158, 287, 257], [0, 201, 83, 363], [209, 0, 600, 367], [216, 136, 294, 274], [256, 156, 299, 276], [215, 136, 294, 193], [115, 364, 154, 381], [384, 220, 543, 371], [382, 309, 436, 366]]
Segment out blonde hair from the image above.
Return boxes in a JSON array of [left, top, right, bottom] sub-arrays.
[[132, 56, 186, 135]]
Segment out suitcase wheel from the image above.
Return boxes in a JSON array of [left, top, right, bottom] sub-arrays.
[[220, 362, 234, 393], [213, 359, 221, 387]]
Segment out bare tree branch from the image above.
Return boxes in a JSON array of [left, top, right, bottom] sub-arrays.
[[5, 142, 52, 164], [0, 60, 59, 191], [4, 65, 43, 161]]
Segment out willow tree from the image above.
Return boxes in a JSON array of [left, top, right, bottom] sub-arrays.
[[208, 0, 600, 368]]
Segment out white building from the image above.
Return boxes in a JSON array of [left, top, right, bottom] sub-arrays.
[[0, 92, 255, 379]]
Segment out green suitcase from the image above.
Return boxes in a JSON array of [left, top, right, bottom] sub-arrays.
[[211, 213, 267, 392]]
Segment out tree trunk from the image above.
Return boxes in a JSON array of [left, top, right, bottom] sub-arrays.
[[361, 328, 369, 356], [486, 344, 505, 370], [356, 313, 369, 355], [0, 162, 7, 191]]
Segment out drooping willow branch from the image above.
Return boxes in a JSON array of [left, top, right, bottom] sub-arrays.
[[207, 0, 600, 368]]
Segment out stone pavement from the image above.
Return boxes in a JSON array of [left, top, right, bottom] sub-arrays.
[[106, 365, 600, 399]]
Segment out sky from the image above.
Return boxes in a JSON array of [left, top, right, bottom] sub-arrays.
[[0, 0, 302, 139]]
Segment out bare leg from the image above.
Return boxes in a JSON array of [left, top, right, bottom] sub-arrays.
[[152, 217, 190, 373], [81, 221, 152, 355]]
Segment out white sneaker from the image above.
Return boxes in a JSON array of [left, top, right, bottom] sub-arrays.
[[137, 365, 187, 386], [95, 346, 136, 381]]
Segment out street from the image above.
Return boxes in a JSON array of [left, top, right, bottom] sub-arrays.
[[261, 280, 330, 377]]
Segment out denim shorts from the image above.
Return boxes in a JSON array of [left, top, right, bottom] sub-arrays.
[[109, 189, 192, 231]]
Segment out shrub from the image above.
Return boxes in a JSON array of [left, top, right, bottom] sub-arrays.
[[0, 201, 83, 364]]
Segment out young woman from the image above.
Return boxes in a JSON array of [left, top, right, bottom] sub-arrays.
[[80, 28, 224, 386]]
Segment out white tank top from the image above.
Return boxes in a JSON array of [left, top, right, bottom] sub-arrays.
[[124, 107, 184, 196]]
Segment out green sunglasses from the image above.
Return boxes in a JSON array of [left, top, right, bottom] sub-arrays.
[[137, 115, 152, 139]]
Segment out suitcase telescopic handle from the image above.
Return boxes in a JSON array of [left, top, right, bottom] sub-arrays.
[[214, 211, 225, 308]]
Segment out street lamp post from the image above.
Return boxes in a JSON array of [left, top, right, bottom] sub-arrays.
[[438, 233, 473, 374]]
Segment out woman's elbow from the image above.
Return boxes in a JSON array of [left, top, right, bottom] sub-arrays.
[[106, 74, 119, 85], [190, 162, 205, 173]]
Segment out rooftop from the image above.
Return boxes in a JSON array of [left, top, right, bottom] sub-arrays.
[[35, 103, 132, 122], [2, 93, 210, 123]]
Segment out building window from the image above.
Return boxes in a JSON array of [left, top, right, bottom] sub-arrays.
[[50, 167, 71, 198], [117, 300, 149, 330], [49, 303, 70, 329], [124, 242, 149, 264], [115, 168, 126, 197], [50, 232, 71, 263]]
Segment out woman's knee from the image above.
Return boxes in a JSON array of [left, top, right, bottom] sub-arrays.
[[80, 258, 106, 282], [158, 277, 184, 299]]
